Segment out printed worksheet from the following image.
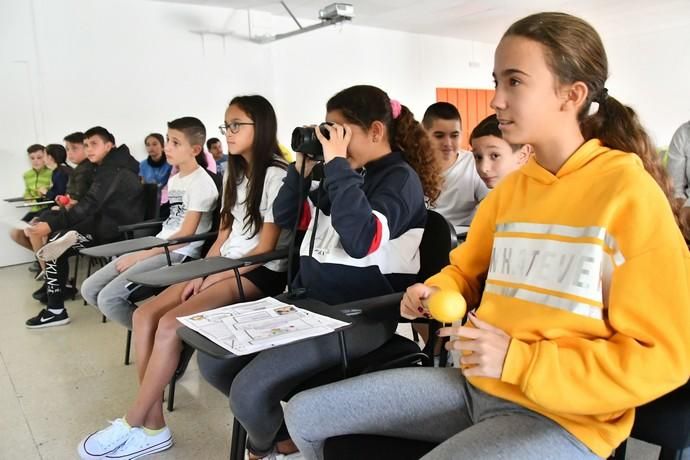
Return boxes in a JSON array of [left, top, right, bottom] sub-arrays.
[[177, 297, 349, 355]]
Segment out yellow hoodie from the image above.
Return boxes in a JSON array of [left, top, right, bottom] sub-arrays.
[[427, 139, 690, 458]]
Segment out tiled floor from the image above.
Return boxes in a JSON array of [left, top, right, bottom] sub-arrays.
[[0, 263, 662, 460]]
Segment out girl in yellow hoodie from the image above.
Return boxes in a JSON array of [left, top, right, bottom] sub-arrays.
[[284, 12, 690, 460]]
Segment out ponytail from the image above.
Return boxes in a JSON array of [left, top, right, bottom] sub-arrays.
[[582, 94, 683, 232], [393, 105, 442, 205]]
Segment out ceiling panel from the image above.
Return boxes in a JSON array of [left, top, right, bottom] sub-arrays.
[[151, 0, 690, 42]]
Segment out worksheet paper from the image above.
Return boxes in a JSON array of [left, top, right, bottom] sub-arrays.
[[177, 297, 350, 355]]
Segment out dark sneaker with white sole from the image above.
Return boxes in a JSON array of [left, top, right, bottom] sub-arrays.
[[25, 309, 70, 328]]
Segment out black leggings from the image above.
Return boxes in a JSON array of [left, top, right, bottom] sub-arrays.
[[45, 230, 94, 309], [197, 303, 396, 454]]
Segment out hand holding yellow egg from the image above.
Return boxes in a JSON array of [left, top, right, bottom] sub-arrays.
[[427, 290, 467, 324]]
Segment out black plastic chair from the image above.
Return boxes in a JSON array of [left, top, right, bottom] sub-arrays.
[[325, 435, 437, 460], [613, 380, 690, 460], [406, 210, 458, 364]]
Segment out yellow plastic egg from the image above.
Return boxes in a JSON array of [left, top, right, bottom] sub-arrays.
[[428, 290, 467, 324]]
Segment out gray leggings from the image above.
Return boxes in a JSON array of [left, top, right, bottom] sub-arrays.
[[284, 367, 601, 460], [80, 252, 186, 329]]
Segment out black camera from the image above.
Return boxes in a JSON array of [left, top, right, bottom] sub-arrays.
[[291, 122, 333, 162]]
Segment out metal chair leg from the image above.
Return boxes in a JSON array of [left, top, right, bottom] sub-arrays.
[[166, 344, 195, 412], [167, 375, 177, 412], [124, 329, 132, 365], [230, 418, 247, 460], [84, 257, 94, 305], [72, 254, 80, 289]]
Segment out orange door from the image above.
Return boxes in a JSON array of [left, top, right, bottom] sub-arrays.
[[436, 88, 495, 149]]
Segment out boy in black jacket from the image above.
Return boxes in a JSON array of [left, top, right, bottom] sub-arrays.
[[25, 126, 144, 328]]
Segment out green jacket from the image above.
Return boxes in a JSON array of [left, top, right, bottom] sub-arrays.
[[23, 167, 52, 212]]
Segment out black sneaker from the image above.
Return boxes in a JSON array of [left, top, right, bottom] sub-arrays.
[[26, 309, 70, 329], [28, 261, 41, 273]]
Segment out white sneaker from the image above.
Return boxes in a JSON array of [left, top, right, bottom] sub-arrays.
[[37, 230, 79, 261], [105, 426, 173, 459], [78, 418, 135, 459]]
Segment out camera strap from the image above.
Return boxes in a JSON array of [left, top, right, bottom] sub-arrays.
[[308, 182, 322, 258]]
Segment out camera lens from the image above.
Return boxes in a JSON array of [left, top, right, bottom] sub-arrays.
[[291, 126, 324, 161]]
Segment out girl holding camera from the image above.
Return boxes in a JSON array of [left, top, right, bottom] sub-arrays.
[[198, 84, 442, 459]]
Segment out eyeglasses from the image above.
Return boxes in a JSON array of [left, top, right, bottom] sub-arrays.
[[219, 122, 255, 135]]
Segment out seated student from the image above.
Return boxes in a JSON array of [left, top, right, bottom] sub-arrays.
[[139, 133, 172, 189], [24, 126, 144, 328], [80, 117, 218, 330], [139, 133, 173, 218], [20, 144, 52, 221], [667, 120, 690, 203], [12, 137, 93, 275], [77, 95, 289, 460], [284, 13, 690, 460], [10, 145, 48, 257], [62, 131, 95, 207], [43, 144, 73, 201], [423, 102, 488, 228], [470, 113, 531, 189], [666, 120, 690, 239], [207, 136, 227, 176], [196, 85, 440, 459], [13, 134, 94, 277]]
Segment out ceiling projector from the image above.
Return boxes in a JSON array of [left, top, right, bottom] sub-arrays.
[[319, 3, 355, 20]]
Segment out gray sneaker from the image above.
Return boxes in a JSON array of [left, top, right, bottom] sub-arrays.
[[36, 230, 79, 261]]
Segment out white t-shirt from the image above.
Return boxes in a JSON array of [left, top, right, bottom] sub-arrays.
[[220, 165, 289, 272], [157, 166, 219, 258], [430, 150, 488, 227]]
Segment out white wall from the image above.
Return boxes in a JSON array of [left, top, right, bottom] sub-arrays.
[[0, 0, 687, 266], [605, 25, 690, 147], [0, 0, 495, 266]]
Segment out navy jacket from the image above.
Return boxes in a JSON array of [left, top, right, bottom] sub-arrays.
[[274, 152, 426, 304]]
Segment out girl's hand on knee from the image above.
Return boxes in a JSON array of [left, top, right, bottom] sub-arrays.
[[401, 283, 437, 320], [199, 272, 228, 292], [438, 312, 510, 379], [181, 277, 203, 302]]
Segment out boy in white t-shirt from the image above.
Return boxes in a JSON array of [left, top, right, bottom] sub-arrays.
[[81, 117, 219, 329], [423, 102, 488, 230]]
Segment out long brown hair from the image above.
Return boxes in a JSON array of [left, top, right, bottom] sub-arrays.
[[221, 95, 287, 237], [326, 85, 442, 204], [505, 12, 682, 230]]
